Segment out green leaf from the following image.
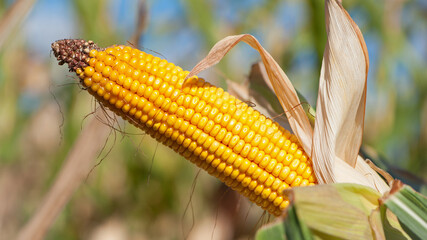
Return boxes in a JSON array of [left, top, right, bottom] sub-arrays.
[[382, 183, 427, 240], [296, 90, 316, 128], [283, 206, 314, 240], [246, 62, 316, 130], [285, 183, 384, 240], [255, 219, 286, 240], [379, 206, 411, 240], [256, 183, 414, 240]]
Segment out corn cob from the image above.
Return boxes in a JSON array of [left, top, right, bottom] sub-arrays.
[[51, 39, 316, 216]]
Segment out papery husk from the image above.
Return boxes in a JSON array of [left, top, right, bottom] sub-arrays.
[[333, 156, 390, 194], [240, 61, 389, 194], [355, 156, 390, 193], [312, 0, 368, 184], [310, 0, 390, 194], [185, 34, 314, 156], [185, 0, 390, 195], [233, 61, 390, 194]]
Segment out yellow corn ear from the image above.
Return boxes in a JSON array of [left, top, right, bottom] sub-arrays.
[[52, 40, 316, 216]]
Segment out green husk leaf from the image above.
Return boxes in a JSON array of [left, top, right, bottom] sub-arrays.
[[420, 185, 427, 196], [380, 206, 411, 240], [284, 183, 381, 240], [368, 207, 386, 239], [335, 183, 382, 215], [381, 181, 427, 239], [255, 219, 286, 240], [283, 206, 314, 240], [257, 183, 412, 240]]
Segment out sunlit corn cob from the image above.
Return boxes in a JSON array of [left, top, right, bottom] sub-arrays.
[[51, 39, 316, 216]]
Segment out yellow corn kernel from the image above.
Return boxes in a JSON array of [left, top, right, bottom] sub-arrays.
[[53, 40, 317, 217]]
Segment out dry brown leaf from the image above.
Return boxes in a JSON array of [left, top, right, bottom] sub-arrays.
[[17, 109, 111, 240], [311, 0, 369, 184], [354, 156, 390, 194], [185, 34, 313, 156], [0, 0, 37, 49], [318, 0, 389, 193], [366, 159, 394, 185], [185, 0, 390, 193]]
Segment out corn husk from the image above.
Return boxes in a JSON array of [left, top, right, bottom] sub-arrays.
[[185, 34, 314, 157], [380, 181, 427, 239], [255, 220, 287, 240], [311, 0, 368, 184], [255, 183, 412, 240], [186, 0, 390, 194]]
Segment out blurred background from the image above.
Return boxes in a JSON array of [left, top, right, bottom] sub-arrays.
[[0, 0, 426, 239]]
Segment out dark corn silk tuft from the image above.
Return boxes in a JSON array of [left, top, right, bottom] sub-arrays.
[[51, 39, 101, 72], [51, 40, 317, 216]]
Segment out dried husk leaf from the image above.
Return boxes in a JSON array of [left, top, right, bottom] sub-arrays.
[[17, 109, 111, 240], [185, 1, 390, 194], [354, 156, 390, 193], [332, 155, 389, 194], [312, 0, 369, 184], [365, 159, 395, 185], [185, 34, 313, 155]]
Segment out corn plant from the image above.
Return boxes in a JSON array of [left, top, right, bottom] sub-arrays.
[[15, 0, 426, 239]]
